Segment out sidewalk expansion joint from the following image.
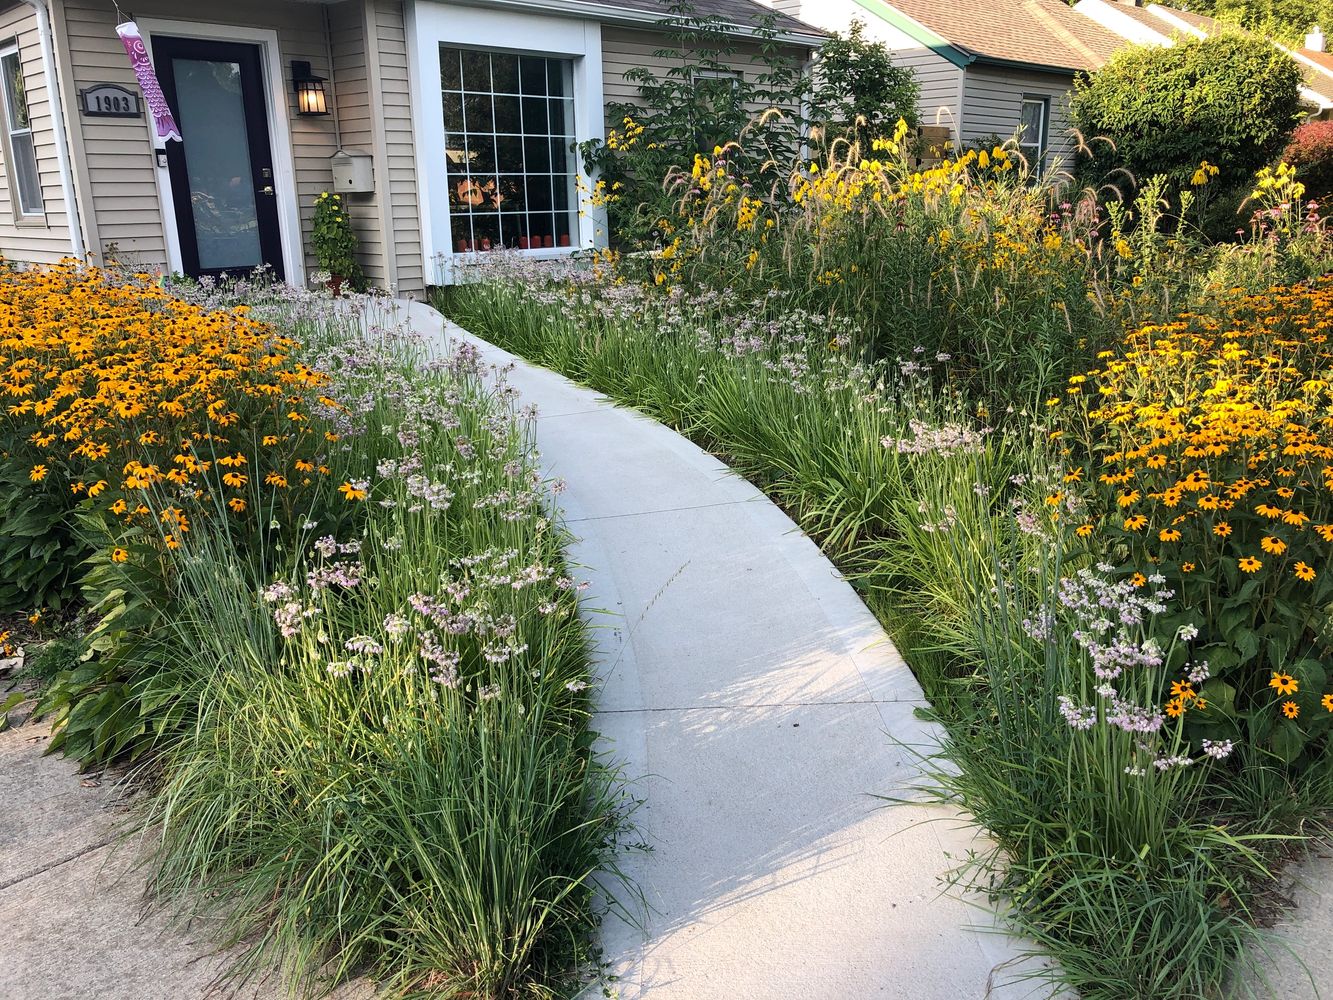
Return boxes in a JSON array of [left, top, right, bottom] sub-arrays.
[[0, 835, 118, 894]]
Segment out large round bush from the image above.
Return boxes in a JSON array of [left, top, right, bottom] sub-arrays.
[[1069, 34, 1304, 203]]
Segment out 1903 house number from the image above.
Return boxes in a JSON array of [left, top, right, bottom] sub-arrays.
[[79, 85, 141, 118]]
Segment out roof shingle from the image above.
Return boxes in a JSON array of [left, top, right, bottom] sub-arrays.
[[887, 0, 1126, 72]]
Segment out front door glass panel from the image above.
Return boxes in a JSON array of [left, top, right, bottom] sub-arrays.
[[172, 57, 262, 270]]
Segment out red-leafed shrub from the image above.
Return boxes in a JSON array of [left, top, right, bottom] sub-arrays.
[[1284, 119, 1333, 202]]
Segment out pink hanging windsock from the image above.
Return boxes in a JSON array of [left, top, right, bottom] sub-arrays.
[[115, 21, 181, 143]]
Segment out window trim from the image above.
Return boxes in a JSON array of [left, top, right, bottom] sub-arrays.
[[405, 2, 605, 282], [0, 40, 45, 224], [1017, 95, 1049, 175]]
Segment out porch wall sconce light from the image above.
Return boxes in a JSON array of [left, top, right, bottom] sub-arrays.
[[291, 61, 329, 116]]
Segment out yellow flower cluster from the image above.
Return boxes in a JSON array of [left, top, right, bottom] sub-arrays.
[[0, 263, 334, 549], [1066, 279, 1333, 581], [1063, 279, 1333, 726], [791, 136, 1014, 217]]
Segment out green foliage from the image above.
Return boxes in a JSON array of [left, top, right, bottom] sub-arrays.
[[808, 20, 920, 151], [34, 511, 175, 766], [310, 191, 364, 289], [19, 636, 84, 686], [0, 460, 82, 613], [579, 2, 912, 247], [1178, 0, 1333, 44], [1069, 33, 1304, 215], [580, 2, 810, 244], [0, 691, 25, 732]]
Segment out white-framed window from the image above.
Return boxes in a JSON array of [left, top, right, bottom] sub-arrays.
[[441, 46, 577, 252], [408, 3, 604, 277], [0, 43, 43, 219], [1018, 96, 1049, 174]]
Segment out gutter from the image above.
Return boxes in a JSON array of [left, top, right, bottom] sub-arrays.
[[436, 0, 827, 47], [18, 0, 85, 260]]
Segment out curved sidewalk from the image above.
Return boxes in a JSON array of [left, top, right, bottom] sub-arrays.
[[401, 300, 1046, 1000]]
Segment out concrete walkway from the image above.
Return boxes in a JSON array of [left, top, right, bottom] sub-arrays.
[[400, 300, 1046, 999]]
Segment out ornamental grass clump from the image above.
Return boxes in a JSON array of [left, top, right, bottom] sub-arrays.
[[1062, 277, 1333, 766], [114, 299, 625, 999]]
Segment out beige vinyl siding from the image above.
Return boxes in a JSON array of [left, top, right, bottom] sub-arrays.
[[58, 0, 341, 275], [0, 2, 73, 264], [328, 0, 386, 284], [325, 0, 421, 293], [893, 47, 963, 137], [373, 0, 422, 293], [959, 64, 1077, 172]]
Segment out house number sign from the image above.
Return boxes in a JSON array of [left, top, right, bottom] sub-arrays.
[[79, 84, 141, 118]]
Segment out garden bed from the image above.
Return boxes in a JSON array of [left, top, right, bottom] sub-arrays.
[[439, 130, 1333, 999], [0, 264, 622, 999]]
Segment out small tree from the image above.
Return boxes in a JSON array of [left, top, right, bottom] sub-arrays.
[[581, 5, 916, 247], [579, 2, 810, 245], [1069, 33, 1304, 214], [808, 20, 919, 153]]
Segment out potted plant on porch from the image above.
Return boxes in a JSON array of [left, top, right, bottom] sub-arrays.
[[311, 191, 364, 295]]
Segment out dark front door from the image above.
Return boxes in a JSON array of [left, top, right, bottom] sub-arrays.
[[153, 37, 284, 280]]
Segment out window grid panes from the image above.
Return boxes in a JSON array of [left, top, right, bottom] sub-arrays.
[[441, 46, 577, 253], [1, 48, 42, 217]]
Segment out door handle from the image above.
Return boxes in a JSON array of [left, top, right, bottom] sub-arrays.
[[259, 185, 274, 196]]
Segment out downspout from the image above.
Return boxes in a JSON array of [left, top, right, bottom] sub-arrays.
[[19, 0, 85, 260]]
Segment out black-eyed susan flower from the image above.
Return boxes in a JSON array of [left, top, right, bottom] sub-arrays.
[[1282, 700, 1300, 720], [1294, 561, 1316, 582], [1270, 672, 1299, 696], [1260, 536, 1287, 555], [1238, 556, 1263, 573]]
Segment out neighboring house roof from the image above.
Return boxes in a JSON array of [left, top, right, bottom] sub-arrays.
[[858, 0, 1125, 73], [1149, 5, 1218, 34], [1302, 46, 1333, 76]]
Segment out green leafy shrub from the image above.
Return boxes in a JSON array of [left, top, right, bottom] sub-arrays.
[[808, 19, 919, 151], [0, 460, 80, 612], [1069, 33, 1304, 220], [580, 3, 912, 247]]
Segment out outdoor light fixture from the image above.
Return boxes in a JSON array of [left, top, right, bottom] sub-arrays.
[[291, 61, 329, 116]]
